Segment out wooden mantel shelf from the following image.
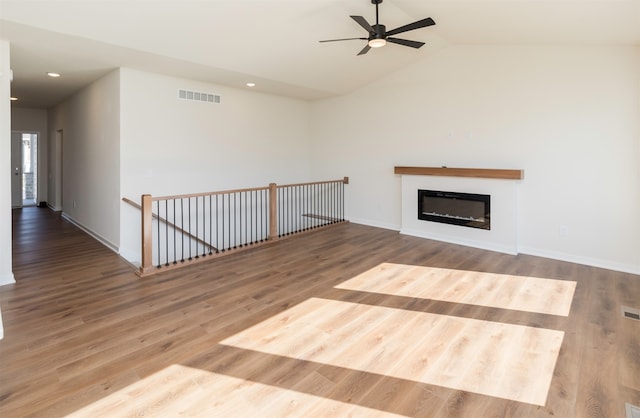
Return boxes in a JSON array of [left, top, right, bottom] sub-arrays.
[[394, 166, 524, 180]]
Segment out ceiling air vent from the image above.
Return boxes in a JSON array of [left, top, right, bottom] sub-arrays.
[[178, 89, 221, 104], [622, 306, 639, 321]]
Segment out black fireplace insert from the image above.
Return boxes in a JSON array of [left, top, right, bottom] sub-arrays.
[[418, 189, 490, 230]]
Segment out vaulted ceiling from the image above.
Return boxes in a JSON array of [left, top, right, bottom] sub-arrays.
[[2, 0, 639, 108]]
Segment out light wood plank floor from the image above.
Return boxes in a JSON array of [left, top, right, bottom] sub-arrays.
[[1, 207, 638, 417]]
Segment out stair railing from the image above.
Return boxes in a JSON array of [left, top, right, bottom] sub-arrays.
[[130, 177, 348, 276]]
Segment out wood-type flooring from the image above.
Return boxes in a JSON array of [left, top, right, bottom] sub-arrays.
[[0, 207, 638, 417]]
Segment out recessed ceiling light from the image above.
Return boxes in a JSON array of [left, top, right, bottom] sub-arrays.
[[47, 72, 61, 78], [246, 82, 256, 87], [10, 97, 18, 101]]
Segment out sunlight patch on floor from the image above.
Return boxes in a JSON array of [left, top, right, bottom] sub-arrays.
[[66, 263, 575, 415], [335, 263, 576, 316], [221, 297, 564, 406], [65, 364, 406, 417]]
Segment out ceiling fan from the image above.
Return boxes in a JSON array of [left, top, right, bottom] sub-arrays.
[[320, 0, 435, 56]]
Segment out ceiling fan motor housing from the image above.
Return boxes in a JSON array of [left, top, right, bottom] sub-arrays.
[[371, 24, 386, 40]]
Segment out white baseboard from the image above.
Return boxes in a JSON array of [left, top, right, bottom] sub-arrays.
[[118, 247, 141, 267], [61, 213, 119, 254], [0, 273, 15, 287], [349, 219, 517, 255], [401, 228, 519, 256], [519, 246, 640, 276], [348, 219, 639, 275], [348, 217, 401, 232]]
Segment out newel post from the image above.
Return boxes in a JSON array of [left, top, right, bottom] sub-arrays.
[[140, 194, 153, 275], [268, 183, 278, 240]]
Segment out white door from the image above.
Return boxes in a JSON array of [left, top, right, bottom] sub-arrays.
[[11, 132, 22, 208]]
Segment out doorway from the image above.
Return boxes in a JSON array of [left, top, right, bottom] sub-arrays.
[[11, 132, 39, 208]]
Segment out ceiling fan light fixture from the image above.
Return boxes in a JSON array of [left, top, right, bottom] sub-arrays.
[[368, 38, 386, 48]]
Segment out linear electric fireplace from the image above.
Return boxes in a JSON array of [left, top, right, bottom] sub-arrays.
[[418, 189, 491, 230]]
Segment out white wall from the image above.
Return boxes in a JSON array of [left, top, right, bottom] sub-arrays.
[[47, 129, 63, 211], [1, 39, 14, 340], [119, 68, 312, 263], [0, 39, 15, 287], [11, 107, 48, 204], [48, 69, 121, 250], [310, 45, 640, 274]]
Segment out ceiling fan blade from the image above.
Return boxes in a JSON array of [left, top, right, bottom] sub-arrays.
[[357, 44, 371, 56], [387, 37, 425, 49], [319, 37, 367, 43], [351, 15, 374, 33], [385, 17, 435, 37]]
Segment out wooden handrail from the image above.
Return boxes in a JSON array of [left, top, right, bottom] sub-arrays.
[[148, 178, 349, 201], [122, 196, 145, 210], [150, 186, 270, 202], [276, 177, 349, 188]]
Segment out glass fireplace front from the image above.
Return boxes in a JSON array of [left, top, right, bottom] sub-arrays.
[[418, 189, 490, 230]]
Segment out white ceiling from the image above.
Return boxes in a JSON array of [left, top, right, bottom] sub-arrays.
[[2, 0, 639, 108]]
